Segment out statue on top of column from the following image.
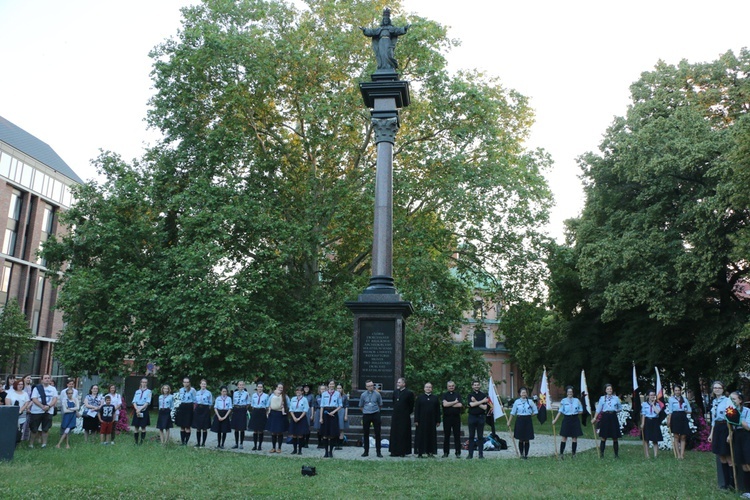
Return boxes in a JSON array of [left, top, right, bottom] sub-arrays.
[[360, 8, 410, 71]]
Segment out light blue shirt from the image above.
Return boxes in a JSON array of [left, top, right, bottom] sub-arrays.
[[666, 396, 691, 414], [558, 397, 583, 416], [133, 388, 152, 407], [511, 398, 538, 416], [214, 395, 232, 410], [597, 395, 621, 413], [641, 401, 662, 419], [251, 392, 269, 409], [158, 394, 174, 410], [321, 390, 342, 408], [196, 389, 213, 406], [290, 395, 309, 413], [233, 390, 249, 406], [711, 396, 731, 425], [740, 407, 750, 429], [179, 387, 197, 403]]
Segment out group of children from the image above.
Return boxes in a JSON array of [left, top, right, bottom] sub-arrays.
[[57, 388, 117, 448]]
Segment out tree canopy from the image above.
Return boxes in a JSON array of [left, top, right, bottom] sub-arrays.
[[43, 0, 551, 391], [0, 299, 35, 374], [505, 50, 750, 392]]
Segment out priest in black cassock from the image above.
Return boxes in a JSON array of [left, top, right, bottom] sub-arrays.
[[389, 377, 415, 457], [414, 382, 441, 457]]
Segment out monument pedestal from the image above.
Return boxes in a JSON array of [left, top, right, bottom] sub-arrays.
[[346, 294, 413, 392]]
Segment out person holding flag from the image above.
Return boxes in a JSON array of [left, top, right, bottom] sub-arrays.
[[728, 391, 750, 497], [508, 387, 537, 459], [552, 385, 583, 457], [594, 383, 622, 458], [708, 380, 734, 490], [666, 384, 691, 460], [640, 389, 663, 459]]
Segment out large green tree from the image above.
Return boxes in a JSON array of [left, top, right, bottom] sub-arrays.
[[0, 299, 35, 374], [507, 51, 750, 392], [43, 0, 551, 389]]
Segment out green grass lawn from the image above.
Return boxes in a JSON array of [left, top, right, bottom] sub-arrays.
[[0, 432, 730, 499]]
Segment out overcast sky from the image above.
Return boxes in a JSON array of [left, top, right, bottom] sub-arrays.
[[1, 0, 749, 241]]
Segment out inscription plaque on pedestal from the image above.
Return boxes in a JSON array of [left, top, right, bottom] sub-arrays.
[[359, 320, 396, 385]]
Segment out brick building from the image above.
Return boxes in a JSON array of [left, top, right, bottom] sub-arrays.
[[0, 115, 82, 382], [452, 294, 528, 399]]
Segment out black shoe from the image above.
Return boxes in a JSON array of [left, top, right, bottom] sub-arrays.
[[455, 452, 461, 457], [231, 444, 239, 449], [442, 453, 449, 458], [324, 451, 330, 458], [361, 451, 369, 457], [194, 443, 201, 448], [478, 455, 484, 459], [376, 452, 383, 458], [251, 445, 257, 451], [467, 455, 473, 459]]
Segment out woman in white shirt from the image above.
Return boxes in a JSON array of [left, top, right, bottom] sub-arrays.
[[5, 379, 31, 439]]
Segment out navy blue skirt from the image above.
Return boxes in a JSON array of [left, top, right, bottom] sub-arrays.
[[192, 404, 211, 430], [175, 403, 193, 428], [712, 421, 730, 456], [211, 409, 232, 433], [320, 410, 339, 438], [266, 410, 288, 433], [733, 428, 750, 465], [514, 415, 534, 441], [132, 410, 150, 428], [157, 408, 173, 430], [669, 411, 690, 435], [560, 414, 583, 438], [250, 408, 267, 432], [289, 412, 310, 435], [598, 412, 621, 439], [231, 407, 248, 431], [643, 417, 662, 442]]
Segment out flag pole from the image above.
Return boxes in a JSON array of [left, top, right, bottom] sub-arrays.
[[728, 424, 738, 488], [504, 407, 519, 457], [551, 408, 559, 458], [592, 415, 600, 458]]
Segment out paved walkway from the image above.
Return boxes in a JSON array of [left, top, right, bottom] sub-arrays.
[[156, 427, 616, 460]]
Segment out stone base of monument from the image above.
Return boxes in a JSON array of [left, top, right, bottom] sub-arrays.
[[346, 296, 413, 393]]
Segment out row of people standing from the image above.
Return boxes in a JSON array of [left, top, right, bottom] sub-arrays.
[[160, 378, 349, 456]]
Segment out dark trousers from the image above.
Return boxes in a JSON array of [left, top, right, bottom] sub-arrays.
[[467, 414, 485, 457], [362, 412, 382, 452], [443, 414, 461, 454]]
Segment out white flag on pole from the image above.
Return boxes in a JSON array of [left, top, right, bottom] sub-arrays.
[[580, 369, 593, 415], [488, 376, 503, 421]]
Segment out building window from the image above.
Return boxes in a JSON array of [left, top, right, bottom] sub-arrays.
[[37, 205, 54, 266], [0, 262, 11, 305], [473, 329, 486, 349], [8, 190, 22, 220]]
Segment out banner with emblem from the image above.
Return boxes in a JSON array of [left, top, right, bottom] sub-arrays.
[[538, 367, 551, 424]]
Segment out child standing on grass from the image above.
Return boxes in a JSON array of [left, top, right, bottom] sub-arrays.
[[99, 395, 115, 445], [157, 384, 174, 445], [56, 388, 78, 449]]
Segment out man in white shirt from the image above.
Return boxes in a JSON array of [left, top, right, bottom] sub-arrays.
[[30, 374, 59, 448]]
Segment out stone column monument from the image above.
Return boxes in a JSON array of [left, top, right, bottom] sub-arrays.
[[346, 8, 413, 392]]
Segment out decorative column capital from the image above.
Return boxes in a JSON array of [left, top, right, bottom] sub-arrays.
[[372, 117, 399, 144]]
